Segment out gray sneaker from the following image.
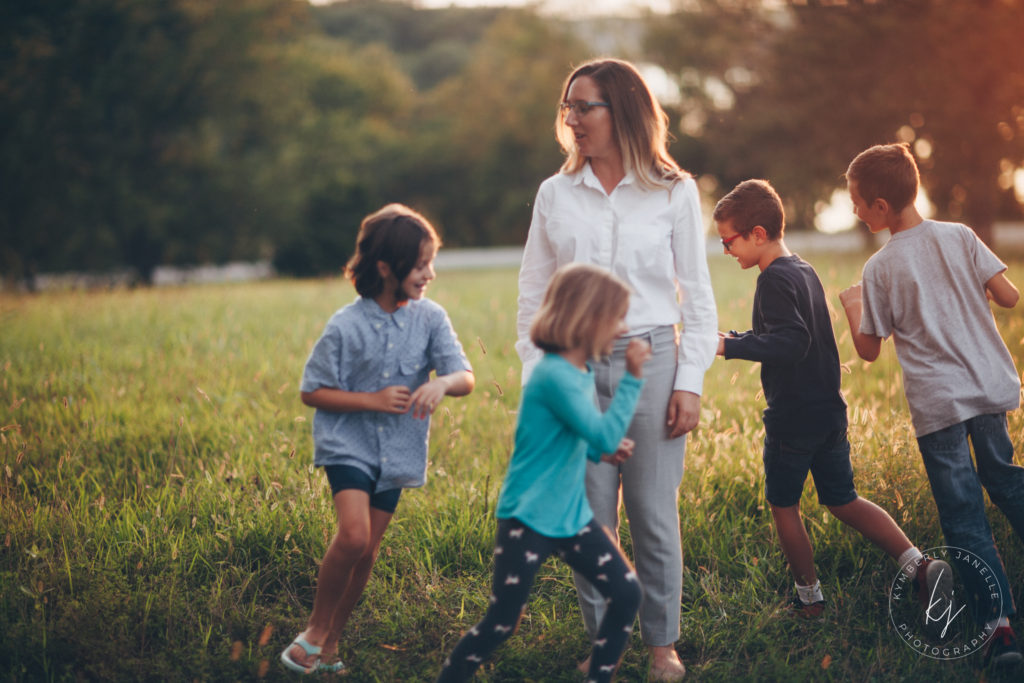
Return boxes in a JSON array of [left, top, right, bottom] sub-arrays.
[[912, 556, 955, 641], [984, 626, 1023, 672]]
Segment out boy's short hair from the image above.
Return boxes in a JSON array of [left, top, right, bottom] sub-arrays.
[[712, 179, 785, 240], [346, 203, 440, 299], [530, 263, 631, 360], [846, 143, 919, 212]]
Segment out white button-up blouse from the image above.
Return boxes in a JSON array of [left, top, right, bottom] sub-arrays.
[[516, 164, 718, 394]]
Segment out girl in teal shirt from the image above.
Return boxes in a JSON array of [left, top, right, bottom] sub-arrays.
[[438, 263, 650, 683]]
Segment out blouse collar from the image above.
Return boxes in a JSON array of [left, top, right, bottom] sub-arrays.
[[574, 162, 636, 193]]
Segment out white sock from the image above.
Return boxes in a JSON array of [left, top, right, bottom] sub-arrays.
[[897, 547, 924, 579], [796, 580, 824, 604], [986, 617, 1011, 632]]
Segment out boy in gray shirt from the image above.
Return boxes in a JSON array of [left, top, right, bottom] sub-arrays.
[[840, 143, 1024, 671]]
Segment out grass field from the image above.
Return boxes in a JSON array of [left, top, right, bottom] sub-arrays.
[[2, 253, 1022, 681]]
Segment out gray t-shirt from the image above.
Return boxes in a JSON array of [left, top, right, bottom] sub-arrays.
[[860, 220, 1019, 437]]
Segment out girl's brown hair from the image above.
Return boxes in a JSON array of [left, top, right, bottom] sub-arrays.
[[530, 263, 631, 360], [346, 203, 440, 299], [556, 58, 689, 191]]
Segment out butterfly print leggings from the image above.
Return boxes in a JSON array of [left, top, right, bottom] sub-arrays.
[[437, 517, 641, 683]]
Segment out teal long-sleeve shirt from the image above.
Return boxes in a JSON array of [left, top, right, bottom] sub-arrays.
[[496, 353, 644, 538]]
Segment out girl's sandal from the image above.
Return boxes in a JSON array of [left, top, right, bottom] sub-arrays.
[[280, 635, 321, 674], [316, 659, 346, 674]]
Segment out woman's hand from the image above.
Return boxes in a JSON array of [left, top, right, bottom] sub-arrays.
[[624, 339, 652, 378], [666, 390, 700, 439]]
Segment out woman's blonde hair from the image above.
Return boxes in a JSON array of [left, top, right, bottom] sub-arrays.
[[556, 58, 689, 191], [530, 263, 631, 360]]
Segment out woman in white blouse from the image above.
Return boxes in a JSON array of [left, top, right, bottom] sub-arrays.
[[515, 58, 717, 681]]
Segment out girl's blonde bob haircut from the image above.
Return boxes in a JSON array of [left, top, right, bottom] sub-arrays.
[[530, 263, 631, 360]]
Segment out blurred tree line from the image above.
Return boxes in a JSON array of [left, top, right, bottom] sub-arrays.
[[649, 0, 1024, 244], [2, 0, 1023, 288], [1, 0, 579, 286]]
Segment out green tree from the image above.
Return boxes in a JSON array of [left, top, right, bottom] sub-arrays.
[[647, 0, 1024, 242], [271, 37, 416, 276], [409, 11, 588, 247], [0, 0, 306, 286], [311, 0, 503, 90]]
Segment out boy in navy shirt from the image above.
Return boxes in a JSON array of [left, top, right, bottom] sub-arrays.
[[715, 179, 938, 621]]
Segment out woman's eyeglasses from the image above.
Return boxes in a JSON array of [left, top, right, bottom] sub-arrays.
[[559, 101, 610, 116]]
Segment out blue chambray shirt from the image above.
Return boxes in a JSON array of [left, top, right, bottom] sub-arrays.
[[301, 296, 472, 492]]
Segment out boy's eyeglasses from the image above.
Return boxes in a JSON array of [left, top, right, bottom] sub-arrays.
[[559, 101, 610, 116], [721, 233, 744, 251]]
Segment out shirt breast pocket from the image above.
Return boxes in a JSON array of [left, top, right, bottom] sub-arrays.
[[398, 354, 429, 381], [545, 212, 589, 260]]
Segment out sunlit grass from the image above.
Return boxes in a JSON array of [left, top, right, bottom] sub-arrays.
[[1, 254, 1022, 681]]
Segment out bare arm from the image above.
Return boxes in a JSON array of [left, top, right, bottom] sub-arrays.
[[303, 371, 474, 420], [416, 370, 475, 400], [838, 283, 883, 362], [301, 386, 411, 414], [986, 271, 1019, 308], [408, 370, 475, 419], [302, 370, 474, 420]]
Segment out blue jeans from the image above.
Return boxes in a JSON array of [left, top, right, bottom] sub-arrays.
[[917, 413, 1024, 622]]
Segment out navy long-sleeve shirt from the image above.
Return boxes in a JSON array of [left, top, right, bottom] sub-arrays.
[[723, 255, 847, 437]]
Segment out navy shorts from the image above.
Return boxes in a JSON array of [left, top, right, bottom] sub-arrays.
[[763, 428, 858, 507], [323, 464, 402, 513]]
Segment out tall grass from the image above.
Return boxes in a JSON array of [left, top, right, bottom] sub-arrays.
[[1, 254, 1021, 681]]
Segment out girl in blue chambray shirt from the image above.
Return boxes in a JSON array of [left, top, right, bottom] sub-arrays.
[[281, 204, 474, 675]]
